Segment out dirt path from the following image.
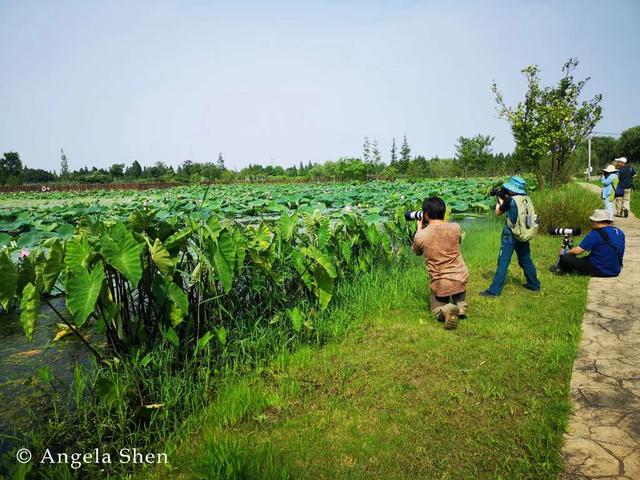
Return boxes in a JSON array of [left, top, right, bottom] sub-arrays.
[[561, 184, 640, 478]]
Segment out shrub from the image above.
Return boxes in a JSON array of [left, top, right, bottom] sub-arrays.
[[532, 183, 601, 234]]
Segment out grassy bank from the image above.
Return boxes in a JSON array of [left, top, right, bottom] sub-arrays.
[[138, 219, 589, 480]]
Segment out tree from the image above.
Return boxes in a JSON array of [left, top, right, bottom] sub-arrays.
[[362, 137, 371, 163], [109, 163, 125, 178], [127, 160, 142, 179], [617, 126, 640, 163], [0, 152, 23, 185], [492, 58, 602, 188], [398, 134, 411, 173], [371, 140, 382, 164], [590, 136, 618, 168], [216, 152, 225, 170], [454, 135, 494, 177], [60, 149, 69, 179], [390, 138, 397, 165]]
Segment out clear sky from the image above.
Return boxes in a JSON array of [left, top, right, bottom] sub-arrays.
[[1, 0, 638, 172]]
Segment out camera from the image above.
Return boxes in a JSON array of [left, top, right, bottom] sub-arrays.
[[404, 210, 424, 221], [489, 186, 508, 198], [549, 227, 582, 236]]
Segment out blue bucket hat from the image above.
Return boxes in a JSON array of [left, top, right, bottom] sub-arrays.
[[502, 176, 527, 194]]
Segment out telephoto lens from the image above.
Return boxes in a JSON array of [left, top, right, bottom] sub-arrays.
[[548, 227, 582, 236], [404, 210, 424, 221]]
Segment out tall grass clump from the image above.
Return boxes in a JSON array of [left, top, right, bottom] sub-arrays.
[[532, 183, 601, 233]]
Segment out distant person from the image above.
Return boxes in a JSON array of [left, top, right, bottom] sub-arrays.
[[480, 176, 540, 297], [412, 196, 469, 330], [614, 157, 635, 218], [552, 209, 624, 277], [600, 164, 619, 219]]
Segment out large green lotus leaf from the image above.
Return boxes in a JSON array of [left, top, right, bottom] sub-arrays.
[[42, 239, 63, 293], [300, 246, 336, 278], [0, 251, 18, 310], [66, 264, 105, 327], [0, 233, 12, 247], [64, 236, 91, 271], [19, 282, 40, 340], [313, 265, 334, 310], [213, 231, 235, 293], [278, 211, 298, 242], [149, 238, 173, 274], [101, 223, 144, 286], [166, 280, 188, 326]]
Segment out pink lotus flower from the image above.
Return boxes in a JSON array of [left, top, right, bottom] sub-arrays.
[[19, 249, 30, 259]]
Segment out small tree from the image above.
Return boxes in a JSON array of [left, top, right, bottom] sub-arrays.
[[617, 126, 640, 163], [362, 137, 371, 164], [390, 138, 397, 165], [398, 135, 411, 173], [216, 152, 226, 170], [0, 152, 24, 185], [455, 135, 494, 177], [492, 58, 602, 188], [109, 163, 125, 179], [371, 139, 382, 168], [127, 160, 143, 179], [60, 149, 69, 180]]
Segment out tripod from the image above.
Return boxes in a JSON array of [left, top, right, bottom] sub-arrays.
[[554, 234, 575, 269]]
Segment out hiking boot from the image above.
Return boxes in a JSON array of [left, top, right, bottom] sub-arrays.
[[624, 208, 629, 218], [524, 284, 540, 292], [458, 303, 468, 319], [442, 304, 460, 330]]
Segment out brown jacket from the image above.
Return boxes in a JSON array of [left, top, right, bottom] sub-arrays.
[[412, 223, 469, 297]]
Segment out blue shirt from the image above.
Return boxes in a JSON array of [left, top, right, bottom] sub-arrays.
[[579, 226, 625, 276], [500, 195, 520, 237]]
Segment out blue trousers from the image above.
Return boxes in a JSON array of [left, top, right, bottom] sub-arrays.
[[486, 233, 541, 295]]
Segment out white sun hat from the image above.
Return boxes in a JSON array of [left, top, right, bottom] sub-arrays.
[[602, 164, 618, 173], [588, 209, 613, 222]]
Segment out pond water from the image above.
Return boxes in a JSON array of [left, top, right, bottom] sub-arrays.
[[0, 297, 98, 459]]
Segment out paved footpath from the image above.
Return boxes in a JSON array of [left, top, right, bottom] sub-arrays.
[[561, 192, 640, 479]]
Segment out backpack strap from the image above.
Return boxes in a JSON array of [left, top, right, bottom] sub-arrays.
[[594, 228, 624, 267]]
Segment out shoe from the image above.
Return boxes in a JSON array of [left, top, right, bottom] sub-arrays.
[[458, 305, 468, 319], [479, 290, 498, 297], [442, 304, 460, 330], [550, 266, 566, 275], [624, 209, 629, 218], [524, 284, 540, 291]]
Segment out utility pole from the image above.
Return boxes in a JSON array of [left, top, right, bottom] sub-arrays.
[[587, 134, 592, 180]]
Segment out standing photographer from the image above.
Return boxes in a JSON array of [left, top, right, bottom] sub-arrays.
[[553, 209, 625, 277], [480, 176, 540, 297], [412, 196, 469, 330], [600, 164, 619, 219], [614, 157, 635, 218]]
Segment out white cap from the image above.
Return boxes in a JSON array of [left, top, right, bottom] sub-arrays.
[[615, 157, 628, 164]]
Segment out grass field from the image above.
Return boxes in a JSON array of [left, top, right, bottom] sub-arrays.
[[139, 219, 589, 480]]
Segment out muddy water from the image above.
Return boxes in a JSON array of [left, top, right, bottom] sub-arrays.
[[0, 297, 98, 458]]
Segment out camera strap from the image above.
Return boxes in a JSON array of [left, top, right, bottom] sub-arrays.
[[595, 228, 624, 267]]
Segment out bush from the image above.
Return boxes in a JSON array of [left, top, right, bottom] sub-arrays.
[[532, 183, 601, 233]]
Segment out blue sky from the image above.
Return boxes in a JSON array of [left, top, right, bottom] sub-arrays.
[[1, 0, 638, 172]]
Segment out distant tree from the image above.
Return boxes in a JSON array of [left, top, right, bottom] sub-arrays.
[[126, 160, 143, 179], [23, 168, 56, 183], [109, 163, 125, 178], [407, 155, 429, 177], [590, 136, 618, 168], [397, 135, 411, 173], [371, 139, 382, 164], [616, 126, 640, 163], [60, 149, 69, 179], [0, 152, 24, 185], [362, 137, 371, 163], [493, 58, 602, 188], [217, 152, 225, 170], [455, 135, 494, 177], [390, 138, 397, 165]]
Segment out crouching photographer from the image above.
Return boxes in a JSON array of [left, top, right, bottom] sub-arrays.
[[552, 209, 625, 277], [411, 196, 469, 330]]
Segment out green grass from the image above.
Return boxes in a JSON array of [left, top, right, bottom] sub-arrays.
[[141, 220, 589, 480], [532, 183, 601, 233]]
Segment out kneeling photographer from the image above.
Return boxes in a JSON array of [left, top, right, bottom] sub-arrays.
[[553, 209, 625, 277], [411, 196, 469, 330]]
